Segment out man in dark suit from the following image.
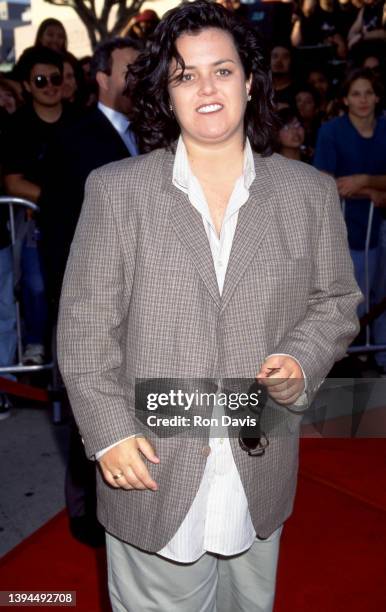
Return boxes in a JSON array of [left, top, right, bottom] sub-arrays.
[[40, 37, 143, 308], [39, 37, 142, 546]]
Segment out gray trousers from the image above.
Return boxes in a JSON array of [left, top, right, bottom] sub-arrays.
[[106, 527, 282, 612]]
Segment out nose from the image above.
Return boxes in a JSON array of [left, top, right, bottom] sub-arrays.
[[358, 94, 368, 103], [198, 74, 217, 96]]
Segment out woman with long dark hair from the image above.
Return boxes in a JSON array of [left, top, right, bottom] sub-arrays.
[[34, 18, 68, 54], [58, 2, 361, 610]]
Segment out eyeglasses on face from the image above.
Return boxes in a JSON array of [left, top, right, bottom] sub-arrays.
[[32, 73, 63, 89], [282, 121, 302, 131]]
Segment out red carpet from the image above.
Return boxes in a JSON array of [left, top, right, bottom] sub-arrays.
[[0, 511, 110, 611], [1, 439, 385, 611], [276, 439, 386, 612]]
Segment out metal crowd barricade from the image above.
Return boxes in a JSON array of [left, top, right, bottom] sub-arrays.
[[0, 196, 61, 422], [341, 199, 386, 355]]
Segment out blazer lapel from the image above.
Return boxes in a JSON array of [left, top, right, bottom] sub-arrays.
[[162, 152, 221, 308], [170, 190, 221, 308], [220, 155, 275, 312]]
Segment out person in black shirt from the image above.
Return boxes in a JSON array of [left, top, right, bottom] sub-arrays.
[[2, 47, 75, 365], [39, 37, 142, 548], [292, 0, 347, 58], [294, 83, 323, 158], [338, 0, 361, 37], [348, 0, 386, 49], [270, 43, 297, 109]]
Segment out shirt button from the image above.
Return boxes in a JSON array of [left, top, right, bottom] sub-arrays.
[[201, 446, 211, 457], [218, 260, 223, 267], [219, 438, 224, 444]]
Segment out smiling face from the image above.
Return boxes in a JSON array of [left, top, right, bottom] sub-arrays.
[[344, 78, 379, 120], [167, 28, 251, 149], [24, 63, 63, 108], [40, 25, 66, 53]]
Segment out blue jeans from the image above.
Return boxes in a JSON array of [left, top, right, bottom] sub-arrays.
[[0, 246, 17, 366], [20, 238, 48, 345], [350, 244, 386, 364], [373, 220, 386, 367], [350, 248, 378, 320]]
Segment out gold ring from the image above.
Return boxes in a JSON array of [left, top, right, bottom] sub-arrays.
[[112, 472, 124, 480]]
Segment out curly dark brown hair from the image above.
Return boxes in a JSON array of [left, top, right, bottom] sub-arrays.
[[127, 0, 277, 154]]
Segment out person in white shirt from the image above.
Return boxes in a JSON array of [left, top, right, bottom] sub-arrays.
[[58, 1, 361, 610]]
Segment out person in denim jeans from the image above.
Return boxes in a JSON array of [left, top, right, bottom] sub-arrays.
[[314, 68, 386, 353], [2, 47, 75, 364], [0, 210, 17, 418], [362, 192, 386, 373]]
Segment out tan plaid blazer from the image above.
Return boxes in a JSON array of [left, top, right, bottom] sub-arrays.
[[57, 148, 361, 551]]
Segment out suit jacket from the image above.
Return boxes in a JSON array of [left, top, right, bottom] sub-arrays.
[[57, 147, 362, 551], [39, 107, 130, 303]]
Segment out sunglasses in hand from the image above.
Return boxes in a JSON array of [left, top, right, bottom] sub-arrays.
[[237, 382, 269, 457]]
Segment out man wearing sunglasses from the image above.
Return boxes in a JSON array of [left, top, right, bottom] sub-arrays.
[[39, 37, 143, 311], [2, 47, 76, 366], [37, 37, 143, 548]]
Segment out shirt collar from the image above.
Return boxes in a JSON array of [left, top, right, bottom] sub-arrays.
[[98, 101, 130, 135], [172, 135, 256, 192]]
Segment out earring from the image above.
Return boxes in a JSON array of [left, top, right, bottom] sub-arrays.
[[169, 104, 173, 112], [247, 94, 252, 102]]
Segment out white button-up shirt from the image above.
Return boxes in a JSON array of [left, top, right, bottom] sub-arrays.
[[157, 137, 258, 562], [97, 102, 138, 157]]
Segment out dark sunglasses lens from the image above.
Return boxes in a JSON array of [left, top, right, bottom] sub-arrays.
[[51, 74, 63, 86], [34, 74, 62, 88], [239, 427, 268, 457], [34, 75, 48, 88], [242, 436, 261, 449]]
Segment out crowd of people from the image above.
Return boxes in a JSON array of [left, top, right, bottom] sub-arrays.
[[0, 0, 385, 543]]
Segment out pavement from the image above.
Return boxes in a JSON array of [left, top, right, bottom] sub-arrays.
[[0, 399, 69, 557]]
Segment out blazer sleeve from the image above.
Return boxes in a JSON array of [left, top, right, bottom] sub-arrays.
[[57, 168, 137, 459], [275, 174, 363, 400]]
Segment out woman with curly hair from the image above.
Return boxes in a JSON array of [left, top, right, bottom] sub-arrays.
[[58, 1, 361, 610], [128, 1, 277, 155]]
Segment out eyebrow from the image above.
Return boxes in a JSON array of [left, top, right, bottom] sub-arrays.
[[182, 59, 236, 70]]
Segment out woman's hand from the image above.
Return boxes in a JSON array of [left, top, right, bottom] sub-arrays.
[[256, 355, 305, 406], [99, 436, 160, 491]]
